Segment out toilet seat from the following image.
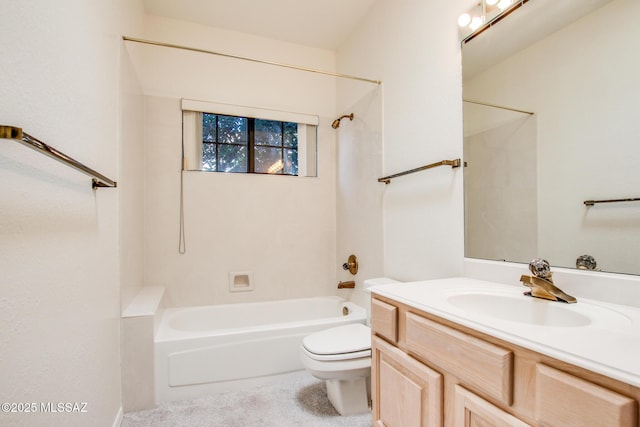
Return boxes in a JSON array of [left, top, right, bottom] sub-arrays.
[[300, 347, 371, 382], [302, 346, 371, 361], [302, 323, 371, 361]]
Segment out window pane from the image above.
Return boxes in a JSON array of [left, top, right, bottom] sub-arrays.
[[219, 145, 247, 172], [202, 143, 216, 171], [283, 122, 298, 148], [255, 146, 283, 174], [218, 116, 247, 144], [188, 108, 315, 176], [203, 114, 217, 142], [255, 119, 282, 146], [284, 149, 298, 176]]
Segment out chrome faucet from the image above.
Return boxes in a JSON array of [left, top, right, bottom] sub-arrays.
[[520, 258, 577, 303]]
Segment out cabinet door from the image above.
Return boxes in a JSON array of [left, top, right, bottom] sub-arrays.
[[453, 385, 532, 427], [372, 336, 443, 427]]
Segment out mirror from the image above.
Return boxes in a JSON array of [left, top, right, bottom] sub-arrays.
[[462, 0, 640, 275]]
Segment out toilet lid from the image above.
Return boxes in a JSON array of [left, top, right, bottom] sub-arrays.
[[303, 323, 371, 356]]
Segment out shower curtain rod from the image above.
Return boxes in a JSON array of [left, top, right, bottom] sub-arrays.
[[123, 36, 382, 85], [463, 99, 534, 115]]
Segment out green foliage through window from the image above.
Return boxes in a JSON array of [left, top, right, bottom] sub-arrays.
[[202, 113, 299, 176]]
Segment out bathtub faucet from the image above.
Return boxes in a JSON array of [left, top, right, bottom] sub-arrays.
[[337, 281, 355, 289], [342, 254, 358, 275]]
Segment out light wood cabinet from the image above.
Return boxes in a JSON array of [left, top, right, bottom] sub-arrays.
[[535, 364, 637, 426], [406, 312, 513, 405], [371, 298, 398, 343], [371, 295, 640, 427], [372, 335, 443, 427], [453, 385, 531, 427]]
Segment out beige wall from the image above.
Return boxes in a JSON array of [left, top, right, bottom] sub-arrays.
[[334, 86, 385, 308], [128, 1, 471, 304], [120, 47, 146, 311], [142, 96, 338, 306], [0, 1, 144, 426], [132, 15, 337, 115], [337, 0, 467, 282], [126, 16, 342, 306]]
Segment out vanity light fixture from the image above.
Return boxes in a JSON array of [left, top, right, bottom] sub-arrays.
[[497, 0, 514, 10], [458, 13, 472, 27], [469, 16, 484, 31], [458, 0, 525, 42]]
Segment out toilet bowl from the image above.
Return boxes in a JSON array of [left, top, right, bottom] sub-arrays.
[[300, 277, 399, 416], [300, 323, 372, 415]]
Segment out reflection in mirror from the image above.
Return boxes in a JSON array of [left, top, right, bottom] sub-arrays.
[[462, 0, 640, 275], [464, 102, 536, 264]]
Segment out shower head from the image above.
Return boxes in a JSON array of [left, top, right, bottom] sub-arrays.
[[331, 113, 354, 129]]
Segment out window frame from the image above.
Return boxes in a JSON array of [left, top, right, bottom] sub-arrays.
[[201, 114, 298, 175], [181, 99, 318, 177]]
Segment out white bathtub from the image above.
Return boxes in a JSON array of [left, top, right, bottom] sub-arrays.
[[154, 296, 366, 403]]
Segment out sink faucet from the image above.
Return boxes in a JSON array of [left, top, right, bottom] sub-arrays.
[[520, 258, 577, 303]]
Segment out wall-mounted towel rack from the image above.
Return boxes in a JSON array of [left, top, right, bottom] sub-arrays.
[[378, 158, 461, 184], [0, 125, 117, 189], [584, 197, 640, 206]]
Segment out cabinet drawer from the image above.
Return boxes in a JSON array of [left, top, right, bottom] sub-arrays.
[[535, 364, 638, 427], [454, 385, 531, 427], [406, 312, 513, 405], [371, 298, 398, 343]]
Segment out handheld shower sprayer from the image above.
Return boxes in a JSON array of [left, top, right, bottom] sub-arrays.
[[331, 113, 354, 129]]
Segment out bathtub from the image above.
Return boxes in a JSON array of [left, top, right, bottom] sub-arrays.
[[154, 296, 366, 403]]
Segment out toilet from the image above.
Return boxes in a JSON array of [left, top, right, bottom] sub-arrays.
[[300, 278, 398, 416]]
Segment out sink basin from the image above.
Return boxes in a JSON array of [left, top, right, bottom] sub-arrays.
[[447, 293, 591, 327]]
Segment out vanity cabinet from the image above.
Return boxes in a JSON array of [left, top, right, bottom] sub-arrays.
[[372, 336, 442, 427], [370, 294, 640, 427]]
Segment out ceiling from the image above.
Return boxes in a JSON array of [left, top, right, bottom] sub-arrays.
[[143, 0, 377, 50]]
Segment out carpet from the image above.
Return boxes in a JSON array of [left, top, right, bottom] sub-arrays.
[[121, 376, 372, 426]]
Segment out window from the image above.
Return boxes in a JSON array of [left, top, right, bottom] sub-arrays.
[[201, 114, 299, 175], [182, 99, 318, 177]]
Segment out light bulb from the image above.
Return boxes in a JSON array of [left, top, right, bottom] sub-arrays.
[[497, 0, 513, 10], [458, 13, 471, 27], [469, 16, 484, 31]]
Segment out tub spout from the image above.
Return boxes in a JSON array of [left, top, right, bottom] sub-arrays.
[[338, 281, 355, 289]]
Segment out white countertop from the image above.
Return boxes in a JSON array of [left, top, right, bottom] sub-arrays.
[[371, 277, 640, 388]]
